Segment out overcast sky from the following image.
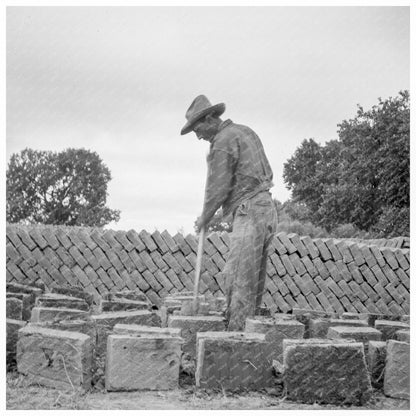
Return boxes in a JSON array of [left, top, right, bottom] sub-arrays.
[[6, 6, 409, 234]]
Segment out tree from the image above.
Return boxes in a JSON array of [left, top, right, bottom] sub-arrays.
[[283, 91, 409, 237], [7, 148, 121, 227]]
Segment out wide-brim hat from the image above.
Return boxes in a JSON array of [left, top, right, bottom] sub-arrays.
[[180, 95, 225, 135]]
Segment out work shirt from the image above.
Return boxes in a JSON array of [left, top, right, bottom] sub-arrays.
[[201, 119, 274, 225]]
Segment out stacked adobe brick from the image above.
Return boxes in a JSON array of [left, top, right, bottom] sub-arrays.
[[6, 224, 410, 316]]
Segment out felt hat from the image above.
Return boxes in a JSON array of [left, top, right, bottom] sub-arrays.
[[180, 95, 225, 135]]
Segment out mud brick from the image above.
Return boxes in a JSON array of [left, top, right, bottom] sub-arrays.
[[213, 272, 226, 293], [386, 302, 404, 316], [265, 277, 279, 295], [342, 312, 369, 321], [262, 291, 277, 311], [395, 268, 409, 289], [179, 271, 195, 292], [360, 265, 377, 287], [7, 319, 26, 367], [168, 315, 225, 359], [148, 251, 168, 272], [165, 269, 185, 291], [36, 294, 89, 311], [391, 249, 409, 270], [379, 248, 399, 270], [337, 280, 353, 299], [288, 253, 307, 275], [345, 242, 365, 266], [7, 226, 23, 248], [138, 251, 158, 274], [6, 243, 20, 263], [124, 230, 146, 252], [50, 284, 94, 305], [154, 270, 174, 291], [99, 299, 149, 313], [219, 232, 230, 248], [109, 289, 150, 303], [7, 282, 43, 299], [352, 299, 368, 314], [172, 250, 193, 273], [113, 323, 181, 337], [280, 254, 296, 276], [136, 230, 156, 252], [300, 257, 318, 278], [296, 293, 311, 310], [273, 275, 289, 296], [283, 274, 301, 297], [299, 235, 319, 258], [7, 297, 23, 320], [27, 227, 48, 249], [287, 233, 308, 257], [16, 243, 37, 267], [325, 260, 342, 283], [269, 253, 285, 277], [271, 237, 287, 255], [126, 250, 145, 273], [105, 334, 182, 391], [207, 232, 228, 255], [336, 261, 353, 282], [202, 256, 220, 276], [92, 310, 161, 356], [395, 283, 409, 304], [314, 275, 332, 298], [360, 281, 378, 302], [311, 239, 330, 261], [15, 227, 36, 250], [374, 320, 409, 341], [67, 246, 87, 269], [7, 263, 26, 282], [309, 318, 331, 338], [117, 251, 136, 273], [89, 230, 110, 252], [395, 330, 410, 343], [327, 326, 382, 351], [375, 298, 391, 315], [370, 264, 388, 287], [196, 331, 274, 390], [44, 246, 63, 269], [272, 291, 291, 313], [158, 230, 177, 253], [284, 293, 298, 309], [31, 306, 90, 323], [111, 231, 133, 252], [95, 267, 114, 290], [54, 247, 73, 268], [306, 293, 323, 311], [120, 270, 137, 291], [374, 282, 392, 305], [145, 290, 161, 307], [324, 239, 343, 261], [312, 258, 329, 279], [325, 277, 342, 298], [141, 270, 162, 292], [334, 240, 354, 263], [245, 316, 304, 361], [283, 340, 372, 405], [149, 230, 168, 254], [17, 325, 92, 390], [6, 292, 32, 320], [184, 234, 198, 253], [172, 233, 192, 256], [76, 229, 97, 251], [277, 232, 297, 254], [292, 274, 311, 297], [367, 341, 387, 388], [384, 340, 410, 400], [339, 296, 355, 311], [346, 262, 363, 284], [369, 246, 386, 267], [329, 318, 368, 330], [364, 298, 380, 314], [380, 265, 399, 286], [359, 245, 377, 268], [326, 291, 346, 314]]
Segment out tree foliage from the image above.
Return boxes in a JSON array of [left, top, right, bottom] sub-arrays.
[[7, 148, 120, 227], [283, 91, 409, 237]]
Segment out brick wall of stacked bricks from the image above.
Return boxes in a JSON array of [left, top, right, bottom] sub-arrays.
[[6, 224, 410, 315]]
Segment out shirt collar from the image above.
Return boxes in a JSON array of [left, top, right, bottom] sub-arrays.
[[219, 119, 232, 131]]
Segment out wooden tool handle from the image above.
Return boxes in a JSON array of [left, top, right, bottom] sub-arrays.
[[193, 226, 205, 313]]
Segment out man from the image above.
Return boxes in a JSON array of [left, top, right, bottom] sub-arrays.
[[181, 95, 278, 331]]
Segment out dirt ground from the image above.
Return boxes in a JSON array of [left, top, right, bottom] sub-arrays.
[[6, 371, 410, 410]]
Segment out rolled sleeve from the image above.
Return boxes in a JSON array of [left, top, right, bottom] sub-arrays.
[[201, 149, 235, 226]]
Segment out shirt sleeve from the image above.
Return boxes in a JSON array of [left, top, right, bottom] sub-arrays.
[[201, 149, 235, 226]]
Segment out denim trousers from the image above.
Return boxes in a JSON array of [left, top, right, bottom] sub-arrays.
[[223, 191, 278, 331]]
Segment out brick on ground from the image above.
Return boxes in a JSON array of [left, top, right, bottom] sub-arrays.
[[195, 331, 274, 390], [374, 320, 410, 341], [113, 323, 181, 337], [17, 325, 93, 390], [98, 298, 150, 313], [36, 293, 90, 311], [105, 333, 183, 391], [395, 330, 410, 343], [383, 340, 410, 400], [7, 319, 26, 369], [367, 340, 386, 389], [245, 316, 304, 361], [283, 339, 372, 405], [6, 292, 32, 320], [31, 307, 90, 323], [168, 315, 225, 359], [7, 297, 23, 320]]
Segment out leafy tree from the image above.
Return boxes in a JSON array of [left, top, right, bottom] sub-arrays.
[[283, 91, 409, 237], [7, 148, 121, 227]]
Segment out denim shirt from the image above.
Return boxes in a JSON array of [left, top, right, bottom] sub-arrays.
[[201, 119, 274, 224]]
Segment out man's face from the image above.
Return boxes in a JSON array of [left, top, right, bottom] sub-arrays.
[[192, 115, 218, 142]]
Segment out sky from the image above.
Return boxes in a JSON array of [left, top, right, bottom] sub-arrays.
[[6, 5, 410, 234]]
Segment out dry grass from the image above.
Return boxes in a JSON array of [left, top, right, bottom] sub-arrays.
[[6, 371, 410, 410]]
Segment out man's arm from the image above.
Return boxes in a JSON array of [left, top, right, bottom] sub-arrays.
[[198, 149, 235, 231]]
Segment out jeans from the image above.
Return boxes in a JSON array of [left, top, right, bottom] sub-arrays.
[[223, 191, 278, 331]]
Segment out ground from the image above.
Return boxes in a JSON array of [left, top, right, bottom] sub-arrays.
[[6, 372, 410, 410]]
